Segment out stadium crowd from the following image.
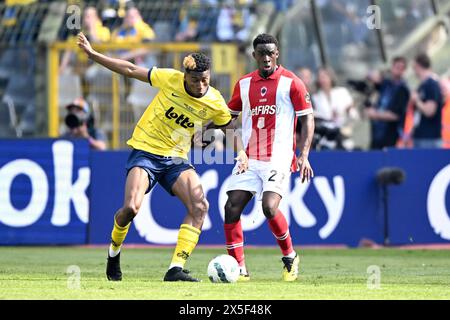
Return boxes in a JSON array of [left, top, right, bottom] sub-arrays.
[[295, 54, 450, 151], [1, 0, 449, 151]]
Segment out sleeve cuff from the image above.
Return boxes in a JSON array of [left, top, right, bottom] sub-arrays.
[[296, 108, 313, 116], [147, 67, 154, 86]]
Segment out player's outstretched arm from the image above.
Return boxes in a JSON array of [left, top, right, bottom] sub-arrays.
[[77, 32, 149, 82], [297, 113, 315, 183]]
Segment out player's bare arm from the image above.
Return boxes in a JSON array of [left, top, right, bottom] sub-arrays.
[[77, 32, 149, 82], [218, 117, 248, 173], [297, 113, 315, 183]]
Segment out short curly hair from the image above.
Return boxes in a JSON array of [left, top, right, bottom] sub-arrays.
[[253, 33, 279, 49], [183, 53, 211, 73]]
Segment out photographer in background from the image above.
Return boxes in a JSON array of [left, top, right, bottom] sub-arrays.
[[365, 56, 410, 150], [62, 98, 107, 151]]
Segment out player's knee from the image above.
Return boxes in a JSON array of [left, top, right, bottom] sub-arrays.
[[224, 200, 241, 223], [262, 203, 277, 219], [190, 198, 208, 220], [121, 202, 140, 218]]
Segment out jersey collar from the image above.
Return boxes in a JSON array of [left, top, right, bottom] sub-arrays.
[[254, 65, 283, 81]]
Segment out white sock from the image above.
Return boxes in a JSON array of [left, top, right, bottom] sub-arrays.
[[108, 245, 120, 258], [284, 251, 296, 259], [168, 263, 183, 270], [239, 265, 247, 275]]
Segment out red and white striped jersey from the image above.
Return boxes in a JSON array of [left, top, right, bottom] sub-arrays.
[[228, 66, 313, 170]]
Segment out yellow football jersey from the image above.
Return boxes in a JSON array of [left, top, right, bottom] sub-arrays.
[[127, 67, 232, 159]]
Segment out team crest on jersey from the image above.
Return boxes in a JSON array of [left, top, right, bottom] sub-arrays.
[[261, 86, 267, 97], [198, 108, 207, 118]]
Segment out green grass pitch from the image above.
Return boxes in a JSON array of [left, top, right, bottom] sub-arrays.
[[0, 247, 449, 300]]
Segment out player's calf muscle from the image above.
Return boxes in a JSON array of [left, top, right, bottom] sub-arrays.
[[188, 198, 208, 224], [262, 204, 278, 219]]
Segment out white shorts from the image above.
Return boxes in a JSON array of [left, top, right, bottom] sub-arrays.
[[225, 159, 291, 198]]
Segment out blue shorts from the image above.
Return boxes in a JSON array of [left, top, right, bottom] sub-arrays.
[[125, 149, 195, 196]]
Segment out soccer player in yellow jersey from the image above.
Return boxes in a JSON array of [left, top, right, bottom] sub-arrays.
[[77, 32, 248, 282]]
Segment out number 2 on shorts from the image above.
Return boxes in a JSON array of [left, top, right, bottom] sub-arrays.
[[268, 170, 277, 182]]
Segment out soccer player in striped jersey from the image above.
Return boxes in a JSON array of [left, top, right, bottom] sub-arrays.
[[224, 34, 315, 281], [77, 32, 248, 282]]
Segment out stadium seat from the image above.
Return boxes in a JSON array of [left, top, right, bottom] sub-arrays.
[[85, 65, 126, 133], [86, 65, 126, 106], [0, 49, 17, 78], [0, 98, 21, 138], [0, 48, 34, 78], [17, 102, 36, 136], [58, 72, 82, 109], [0, 76, 8, 96], [153, 21, 173, 42], [2, 74, 35, 108]]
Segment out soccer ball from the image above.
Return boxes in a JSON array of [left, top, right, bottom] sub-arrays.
[[207, 254, 240, 283]]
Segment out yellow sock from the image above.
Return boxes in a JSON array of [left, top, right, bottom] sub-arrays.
[[109, 218, 130, 257], [169, 224, 201, 269]]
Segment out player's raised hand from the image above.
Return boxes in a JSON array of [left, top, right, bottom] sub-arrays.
[[297, 155, 314, 183], [235, 150, 248, 174], [77, 32, 93, 56]]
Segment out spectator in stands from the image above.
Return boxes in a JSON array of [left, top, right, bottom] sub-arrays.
[[60, 6, 110, 74], [216, 0, 236, 42], [294, 67, 316, 148], [260, 0, 293, 12], [62, 98, 107, 151], [111, 7, 155, 43], [235, 3, 257, 43], [296, 67, 315, 93], [110, 7, 157, 66], [410, 53, 444, 149], [175, 0, 201, 42], [2, 0, 36, 27], [313, 67, 358, 127], [81, 6, 111, 43], [366, 56, 410, 150], [312, 67, 358, 150], [215, 0, 256, 44], [440, 77, 450, 149]]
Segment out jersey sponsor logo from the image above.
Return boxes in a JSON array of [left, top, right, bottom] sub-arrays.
[[250, 104, 277, 116], [165, 106, 195, 128]]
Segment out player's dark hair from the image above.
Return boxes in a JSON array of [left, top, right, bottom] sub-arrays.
[[183, 53, 211, 73], [414, 53, 431, 69], [253, 33, 279, 49], [392, 56, 407, 67]]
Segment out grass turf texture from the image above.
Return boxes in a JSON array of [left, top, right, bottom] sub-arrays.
[[0, 247, 449, 300]]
